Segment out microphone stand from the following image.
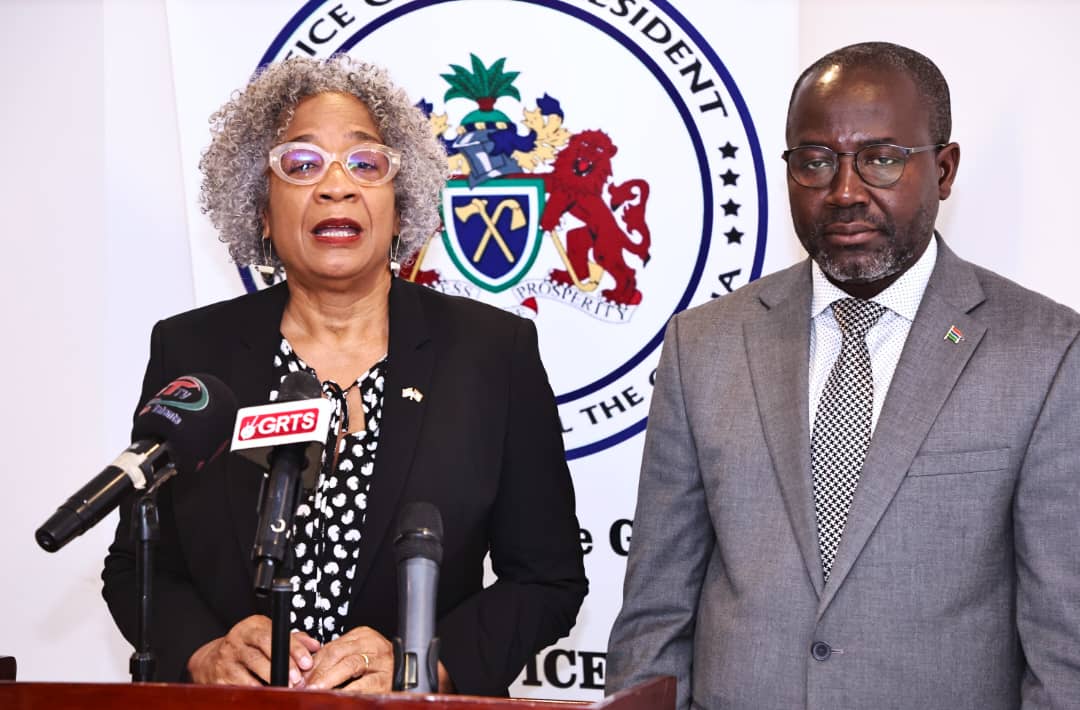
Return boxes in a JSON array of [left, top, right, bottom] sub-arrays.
[[130, 463, 177, 683], [251, 426, 316, 686], [253, 463, 305, 688], [268, 551, 295, 688]]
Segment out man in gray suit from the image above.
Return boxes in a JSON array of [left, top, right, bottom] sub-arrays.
[[606, 42, 1080, 709]]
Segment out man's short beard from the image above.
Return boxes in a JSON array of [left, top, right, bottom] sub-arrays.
[[802, 205, 935, 285], [814, 239, 910, 283]]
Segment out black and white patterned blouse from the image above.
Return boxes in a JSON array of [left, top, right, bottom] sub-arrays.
[[269, 336, 387, 643]]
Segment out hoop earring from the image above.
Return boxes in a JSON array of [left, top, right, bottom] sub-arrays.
[[389, 234, 402, 278], [254, 237, 278, 286]]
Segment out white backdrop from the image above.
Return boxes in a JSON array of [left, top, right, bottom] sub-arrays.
[[3, 0, 1079, 700]]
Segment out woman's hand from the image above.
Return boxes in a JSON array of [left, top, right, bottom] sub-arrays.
[[187, 614, 320, 687], [303, 625, 394, 692]]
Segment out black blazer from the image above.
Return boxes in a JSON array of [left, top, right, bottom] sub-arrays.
[[102, 278, 587, 695]]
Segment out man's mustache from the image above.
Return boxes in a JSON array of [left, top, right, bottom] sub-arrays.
[[813, 206, 892, 234]]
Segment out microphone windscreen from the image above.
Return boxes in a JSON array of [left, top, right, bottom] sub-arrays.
[[394, 501, 444, 564], [133, 373, 238, 474], [278, 370, 322, 402]]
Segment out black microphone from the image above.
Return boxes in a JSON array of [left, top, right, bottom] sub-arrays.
[[392, 502, 443, 693], [239, 371, 327, 596], [35, 374, 237, 552]]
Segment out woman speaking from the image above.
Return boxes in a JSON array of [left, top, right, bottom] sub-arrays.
[[102, 56, 587, 696]]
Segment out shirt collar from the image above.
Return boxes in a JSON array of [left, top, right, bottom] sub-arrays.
[[810, 235, 938, 322]]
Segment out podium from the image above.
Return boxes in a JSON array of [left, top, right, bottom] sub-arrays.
[[0, 677, 673, 709]]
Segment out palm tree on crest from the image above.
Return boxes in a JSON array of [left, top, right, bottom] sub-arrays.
[[442, 54, 521, 131]]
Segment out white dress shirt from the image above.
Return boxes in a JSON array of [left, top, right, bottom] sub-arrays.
[[808, 237, 938, 435]]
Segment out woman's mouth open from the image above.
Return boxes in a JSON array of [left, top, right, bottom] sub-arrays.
[[312, 218, 363, 243]]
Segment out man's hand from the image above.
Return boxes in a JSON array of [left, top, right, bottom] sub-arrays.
[[187, 614, 320, 687]]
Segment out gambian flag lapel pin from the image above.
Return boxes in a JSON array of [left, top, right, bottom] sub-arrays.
[[944, 325, 964, 344]]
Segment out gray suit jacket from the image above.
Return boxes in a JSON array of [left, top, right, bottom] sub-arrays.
[[607, 239, 1080, 709]]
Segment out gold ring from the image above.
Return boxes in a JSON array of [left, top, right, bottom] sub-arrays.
[[361, 653, 371, 672]]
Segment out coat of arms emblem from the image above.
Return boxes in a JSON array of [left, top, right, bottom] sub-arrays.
[[403, 55, 652, 316]]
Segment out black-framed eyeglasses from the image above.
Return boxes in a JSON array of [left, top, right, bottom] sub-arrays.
[[781, 143, 945, 188]]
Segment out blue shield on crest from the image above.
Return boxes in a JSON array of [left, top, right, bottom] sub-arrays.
[[441, 177, 545, 292]]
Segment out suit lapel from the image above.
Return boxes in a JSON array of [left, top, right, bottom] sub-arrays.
[[224, 284, 290, 579], [744, 262, 824, 597], [349, 279, 434, 598], [818, 241, 987, 615]]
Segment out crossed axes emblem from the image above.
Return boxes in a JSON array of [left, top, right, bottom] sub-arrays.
[[454, 198, 526, 264]]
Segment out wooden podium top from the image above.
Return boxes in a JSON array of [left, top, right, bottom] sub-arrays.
[[0, 677, 673, 710]]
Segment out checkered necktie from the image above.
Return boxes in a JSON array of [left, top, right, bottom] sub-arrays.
[[812, 298, 887, 582]]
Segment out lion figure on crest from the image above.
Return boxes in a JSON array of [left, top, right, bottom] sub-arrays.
[[540, 129, 651, 305]]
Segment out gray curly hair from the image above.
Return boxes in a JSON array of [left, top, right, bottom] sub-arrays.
[[200, 55, 448, 266]]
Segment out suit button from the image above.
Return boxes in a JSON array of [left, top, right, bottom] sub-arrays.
[[810, 641, 832, 661]]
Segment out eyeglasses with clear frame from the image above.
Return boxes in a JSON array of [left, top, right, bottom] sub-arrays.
[[781, 143, 945, 189], [268, 141, 402, 186]]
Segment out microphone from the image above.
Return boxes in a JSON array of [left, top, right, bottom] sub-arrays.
[[231, 371, 331, 595], [392, 501, 443, 693], [35, 374, 237, 553]]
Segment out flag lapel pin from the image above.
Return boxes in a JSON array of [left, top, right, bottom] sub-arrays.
[[944, 325, 964, 344]]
